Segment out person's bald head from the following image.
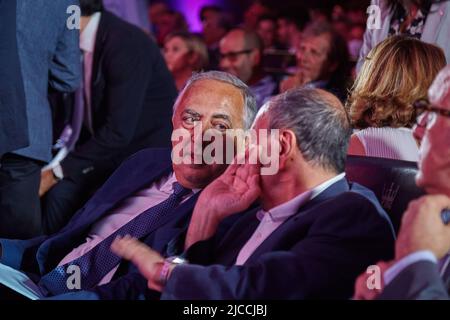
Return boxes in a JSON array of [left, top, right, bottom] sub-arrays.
[[219, 28, 263, 83]]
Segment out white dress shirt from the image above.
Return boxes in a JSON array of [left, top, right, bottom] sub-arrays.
[[235, 173, 346, 265]]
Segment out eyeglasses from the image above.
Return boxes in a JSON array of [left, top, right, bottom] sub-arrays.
[[413, 98, 450, 129], [219, 49, 254, 62]]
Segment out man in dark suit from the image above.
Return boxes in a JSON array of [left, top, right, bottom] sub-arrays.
[[40, 0, 178, 234], [0, 0, 81, 239], [112, 88, 396, 300], [0, 71, 257, 300], [354, 65, 450, 300]]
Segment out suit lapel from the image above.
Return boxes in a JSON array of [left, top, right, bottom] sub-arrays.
[[37, 151, 173, 273], [79, 162, 173, 227], [91, 13, 106, 92], [212, 207, 261, 265]]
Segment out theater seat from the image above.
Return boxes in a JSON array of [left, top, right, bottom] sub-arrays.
[[345, 156, 425, 234]]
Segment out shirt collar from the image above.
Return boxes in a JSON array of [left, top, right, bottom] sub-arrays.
[[257, 173, 346, 222], [161, 172, 201, 195], [80, 12, 101, 53]]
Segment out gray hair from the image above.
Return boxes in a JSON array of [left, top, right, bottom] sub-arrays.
[[267, 88, 352, 173], [173, 71, 258, 129]]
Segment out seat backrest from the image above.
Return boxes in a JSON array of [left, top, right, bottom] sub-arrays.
[[345, 156, 424, 234]]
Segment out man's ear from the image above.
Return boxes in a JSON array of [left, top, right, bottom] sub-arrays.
[[278, 129, 296, 169]]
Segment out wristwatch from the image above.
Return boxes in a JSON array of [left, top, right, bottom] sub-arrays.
[[159, 256, 188, 286]]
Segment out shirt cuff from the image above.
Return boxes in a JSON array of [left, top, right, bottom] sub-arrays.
[[52, 164, 64, 180], [384, 250, 438, 285]]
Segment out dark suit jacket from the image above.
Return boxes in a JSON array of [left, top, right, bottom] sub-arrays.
[[0, 0, 27, 155], [1, 0, 80, 160], [161, 179, 396, 300], [379, 259, 450, 300], [60, 11, 177, 179], [0, 148, 198, 297]]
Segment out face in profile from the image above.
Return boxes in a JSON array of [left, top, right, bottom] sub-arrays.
[[163, 36, 191, 74], [171, 79, 245, 189], [414, 73, 450, 195]]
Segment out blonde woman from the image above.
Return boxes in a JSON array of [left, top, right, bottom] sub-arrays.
[[347, 35, 446, 161], [163, 32, 209, 91]]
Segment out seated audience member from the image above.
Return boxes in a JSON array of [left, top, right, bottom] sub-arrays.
[[199, 5, 230, 70], [148, 1, 170, 36], [39, 0, 178, 234], [220, 28, 278, 108], [0, 71, 257, 300], [307, 1, 335, 23], [277, 7, 311, 51], [163, 32, 209, 91], [347, 36, 446, 162], [280, 22, 351, 102], [358, 0, 450, 71], [243, 0, 271, 31], [354, 65, 450, 300], [155, 9, 188, 47], [257, 14, 279, 50], [112, 88, 396, 300], [347, 23, 365, 63]]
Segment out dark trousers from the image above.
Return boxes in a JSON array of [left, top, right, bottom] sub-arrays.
[[41, 168, 112, 235], [0, 153, 42, 239]]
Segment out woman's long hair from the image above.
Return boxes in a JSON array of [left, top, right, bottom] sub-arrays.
[[347, 35, 446, 129]]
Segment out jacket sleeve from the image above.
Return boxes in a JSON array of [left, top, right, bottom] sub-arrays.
[[60, 32, 154, 178], [0, 236, 47, 271], [48, 0, 81, 93], [379, 260, 449, 300], [91, 271, 157, 300], [162, 198, 395, 300]]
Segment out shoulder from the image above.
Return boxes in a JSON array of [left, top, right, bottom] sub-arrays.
[[101, 11, 155, 52], [310, 182, 394, 236]]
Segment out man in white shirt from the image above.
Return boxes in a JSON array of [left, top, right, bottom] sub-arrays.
[[354, 65, 450, 300]]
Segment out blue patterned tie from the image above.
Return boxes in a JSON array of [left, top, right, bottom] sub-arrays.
[[38, 182, 191, 296]]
